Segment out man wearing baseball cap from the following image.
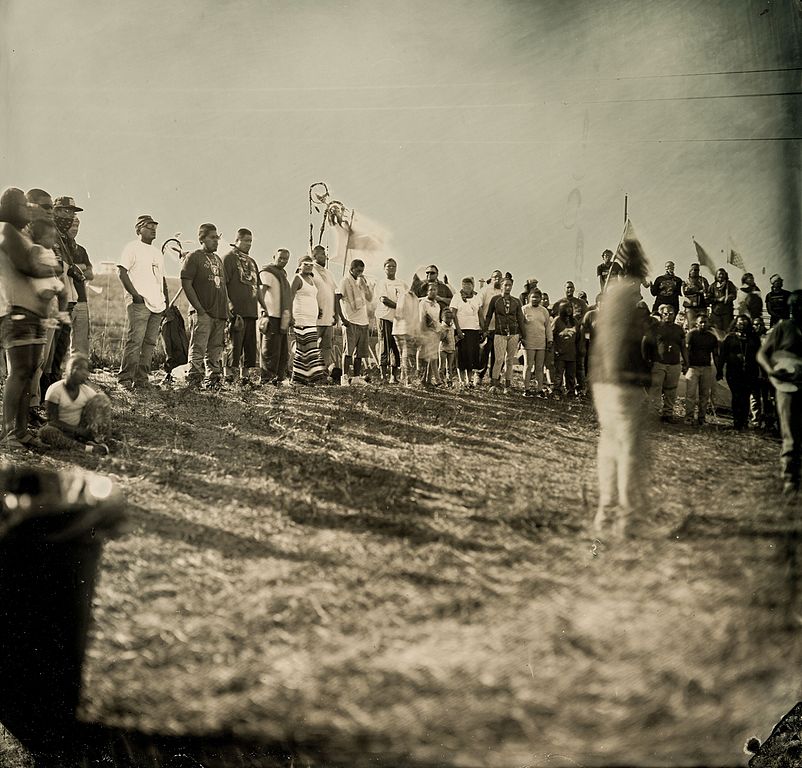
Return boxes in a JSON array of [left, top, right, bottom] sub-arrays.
[[41, 196, 84, 393], [116, 214, 169, 389]]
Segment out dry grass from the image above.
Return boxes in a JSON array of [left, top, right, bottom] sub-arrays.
[[2, 368, 801, 767]]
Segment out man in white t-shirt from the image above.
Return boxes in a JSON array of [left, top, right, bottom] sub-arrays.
[[311, 245, 338, 374], [116, 215, 169, 389], [373, 257, 407, 383], [335, 258, 373, 383]]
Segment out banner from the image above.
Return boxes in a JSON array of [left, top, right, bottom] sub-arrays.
[[692, 239, 717, 276]]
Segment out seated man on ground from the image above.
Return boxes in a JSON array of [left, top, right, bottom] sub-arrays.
[[40, 353, 111, 454]]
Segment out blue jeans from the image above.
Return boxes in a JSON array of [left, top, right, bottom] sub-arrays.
[[118, 302, 163, 385]]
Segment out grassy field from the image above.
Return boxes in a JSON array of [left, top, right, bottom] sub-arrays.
[[2, 297, 801, 767]]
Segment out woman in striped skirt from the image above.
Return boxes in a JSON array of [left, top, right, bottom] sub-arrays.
[[291, 255, 328, 384]]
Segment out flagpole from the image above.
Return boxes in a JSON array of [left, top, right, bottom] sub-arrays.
[[623, 194, 628, 224], [603, 219, 631, 292], [342, 209, 355, 277]]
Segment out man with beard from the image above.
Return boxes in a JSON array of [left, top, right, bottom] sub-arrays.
[[649, 261, 684, 314], [413, 264, 453, 312], [223, 228, 260, 385]]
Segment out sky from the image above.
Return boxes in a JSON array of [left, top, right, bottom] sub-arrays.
[[2, 0, 801, 294]]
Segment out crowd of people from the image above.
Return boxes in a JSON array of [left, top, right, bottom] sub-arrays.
[[1, 187, 801, 498]]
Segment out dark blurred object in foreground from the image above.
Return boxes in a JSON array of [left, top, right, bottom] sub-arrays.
[[0, 464, 125, 764], [747, 701, 802, 768]]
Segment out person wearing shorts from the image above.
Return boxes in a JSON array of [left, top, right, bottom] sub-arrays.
[[336, 258, 373, 384], [0, 186, 58, 450]]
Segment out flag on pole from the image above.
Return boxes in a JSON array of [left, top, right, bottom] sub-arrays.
[[327, 209, 389, 274], [612, 219, 649, 280], [692, 239, 717, 276], [727, 243, 746, 271]]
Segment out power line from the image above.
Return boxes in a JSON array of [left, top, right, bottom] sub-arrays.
[[583, 90, 802, 104]]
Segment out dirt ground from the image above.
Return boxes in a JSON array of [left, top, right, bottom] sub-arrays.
[[2, 365, 802, 767]]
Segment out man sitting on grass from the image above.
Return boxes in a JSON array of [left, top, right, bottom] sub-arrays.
[[40, 353, 110, 454]]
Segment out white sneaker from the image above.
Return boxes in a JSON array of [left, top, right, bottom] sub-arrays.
[[340, 377, 351, 387], [350, 376, 367, 386]]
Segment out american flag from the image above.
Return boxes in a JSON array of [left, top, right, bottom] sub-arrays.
[[613, 219, 649, 280]]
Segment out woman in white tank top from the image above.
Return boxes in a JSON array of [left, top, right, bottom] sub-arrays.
[[291, 258, 319, 328], [290, 255, 327, 384]]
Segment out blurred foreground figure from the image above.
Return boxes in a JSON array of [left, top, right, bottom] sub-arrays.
[[590, 280, 653, 536], [757, 290, 802, 495], [590, 226, 652, 537], [0, 464, 125, 765]]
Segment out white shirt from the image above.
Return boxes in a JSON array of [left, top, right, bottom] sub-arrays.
[[479, 284, 502, 331], [259, 269, 281, 317], [338, 273, 370, 325], [292, 275, 319, 327], [118, 240, 166, 313], [374, 277, 408, 322], [45, 381, 97, 427], [449, 292, 483, 331], [312, 263, 338, 326]]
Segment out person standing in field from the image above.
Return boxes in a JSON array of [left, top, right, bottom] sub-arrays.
[[649, 261, 683, 315], [439, 308, 457, 386], [684, 314, 719, 425], [681, 263, 709, 329], [765, 274, 790, 328], [483, 276, 526, 393], [449, 276, 484, 388], [418, 281, 443, 387], [478, 269, 503, 384], [223, 228, 260, 386], [644, 304, 688, 423], [336, 258, 373, 385], [591, 276, 654, 538], [373, 257, 407, 383], [310, 244, 339, 379], [258, 248, 293, 386], [717, 314, 761, 431], [117, 215, 168, 390], [181, 223, 228, 389], [551, 302, 581, 397], [737, 272, 763, 321], [45, 196, 84, 392], [597, 249, 614, 291], [757, 291, 802, 495], [521, 289, 552, 397], [66, 215, 94, 358], [708, 268, 737, 339], [0, 187, 57, 451], [290, 254, 327, 385]]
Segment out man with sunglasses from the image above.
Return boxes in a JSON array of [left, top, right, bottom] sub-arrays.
[[414, 264, 453, 311]]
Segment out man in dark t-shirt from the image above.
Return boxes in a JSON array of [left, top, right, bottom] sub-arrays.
[[597, 249, 613, 290], [67, 215, 94, 358], [644, 304, 688, 422], [223, 228, 260, 384], [684, 314, 719, 425], [181, 223, 228, 388], [649, 261, 684, 314]]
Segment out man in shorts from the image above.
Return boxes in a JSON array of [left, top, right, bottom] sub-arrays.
[[336, 258, 373, 384]]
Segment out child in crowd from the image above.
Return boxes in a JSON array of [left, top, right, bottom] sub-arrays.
[[40, 354, 111, 454], [684, 314, 719, 425], [439, 308, 457, 386], [419, 283, 443, 387], [551, 303, 581, 397]]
